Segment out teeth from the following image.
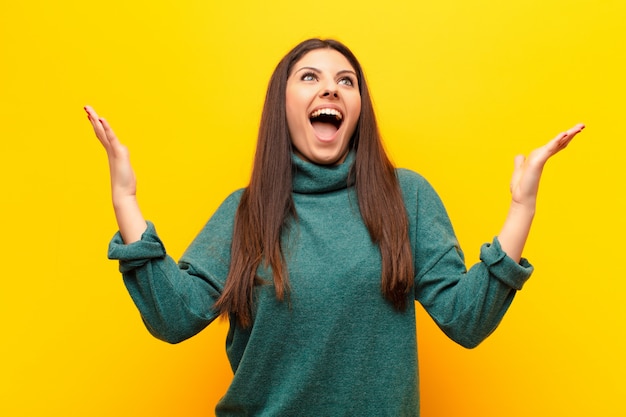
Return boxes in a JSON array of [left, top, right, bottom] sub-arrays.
[[310, 108, 343, 120]]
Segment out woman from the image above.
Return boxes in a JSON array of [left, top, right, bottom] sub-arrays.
[[85, 38, 584, 416]]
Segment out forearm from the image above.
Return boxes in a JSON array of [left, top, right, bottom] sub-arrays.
[[113, 195, 147, 244], [108, 222, 222, 344], [416, 242, 533, 349], [497, 201, 535, 263], [121, 258, 217, 344]]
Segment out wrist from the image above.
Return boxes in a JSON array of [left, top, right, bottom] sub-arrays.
[[112, 193, 138, 210], [508, 199, 536, 220]]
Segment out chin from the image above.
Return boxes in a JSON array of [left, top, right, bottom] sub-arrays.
[[314, 150, 349, 166], [293, 140, 350, 166]]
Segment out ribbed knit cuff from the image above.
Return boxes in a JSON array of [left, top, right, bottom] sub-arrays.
[[107, 221, 166, 273], [479, 237, 533, 291]]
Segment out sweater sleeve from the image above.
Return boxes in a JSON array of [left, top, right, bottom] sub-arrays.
[[400, 170, 533, 348], [107, 190, 242, 344]]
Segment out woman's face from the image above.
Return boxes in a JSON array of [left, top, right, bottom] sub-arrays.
[[285, 48, 361, 165]]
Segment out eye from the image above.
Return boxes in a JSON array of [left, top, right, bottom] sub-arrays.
[[338, 76, 355, 87], [301, 72, 318, 82]]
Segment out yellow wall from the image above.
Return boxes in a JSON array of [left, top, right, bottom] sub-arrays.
[[1, 1, 624, 415]]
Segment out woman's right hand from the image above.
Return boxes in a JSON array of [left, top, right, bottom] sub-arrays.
[[85, 106, 137, 202], [85, 105, 147, 243]]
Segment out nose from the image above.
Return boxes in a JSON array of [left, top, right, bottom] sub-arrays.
[[321, 89, 339, 99]]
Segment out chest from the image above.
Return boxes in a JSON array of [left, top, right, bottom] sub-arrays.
[[282, 191, 382, 304]]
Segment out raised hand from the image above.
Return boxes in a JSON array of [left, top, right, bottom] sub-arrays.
[[498, 123, 585, 262], [85, 106, 137, 201], [85, 106, 146, 243], [509, 123, 585, 208]]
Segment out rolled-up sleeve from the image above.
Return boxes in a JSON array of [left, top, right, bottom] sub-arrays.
[[109, 222, 166, 271], [399, 170, 533, 349], [107, 190, 242, 344]]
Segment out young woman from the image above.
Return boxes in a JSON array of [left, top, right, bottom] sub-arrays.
[[85, 38, 584, 416]]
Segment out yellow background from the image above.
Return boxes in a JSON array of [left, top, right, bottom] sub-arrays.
[[1, 0, 624, 415]]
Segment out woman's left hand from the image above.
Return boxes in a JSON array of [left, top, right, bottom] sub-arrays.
[[509, 123, 585, 208], [498, 123, 585, 262]]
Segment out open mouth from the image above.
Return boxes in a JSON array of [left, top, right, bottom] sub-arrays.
[[309, 108, 343, 139]]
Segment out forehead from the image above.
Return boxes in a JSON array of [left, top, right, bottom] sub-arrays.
[[291, 48, 356, 74]]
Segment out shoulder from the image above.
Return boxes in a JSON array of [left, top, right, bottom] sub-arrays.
[[396, 168, 437, 195], [205, 188, 245, 229], [192, 188, 246, 239], [395, 168, 448, 217], [181, 188, 245, 259], [218, 188, 245, 213]]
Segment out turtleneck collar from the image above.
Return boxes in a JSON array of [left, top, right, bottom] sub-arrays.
[[291, 151, 355, 194]]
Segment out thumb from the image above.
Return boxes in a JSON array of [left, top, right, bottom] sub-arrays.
[[510, 154, 525, 192]]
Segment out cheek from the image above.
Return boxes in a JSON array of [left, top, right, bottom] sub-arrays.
[[354, 95, 362, 114], [286, 108, 304, 141], [285, 92, 305, 127], [285, 99, 298, 131], [348, 100, 362, 135]]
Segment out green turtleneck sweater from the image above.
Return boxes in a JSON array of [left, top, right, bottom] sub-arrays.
[[108, 153, 533, 416]]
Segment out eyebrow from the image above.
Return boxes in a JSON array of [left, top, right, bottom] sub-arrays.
[[294, 66, 357, 77]]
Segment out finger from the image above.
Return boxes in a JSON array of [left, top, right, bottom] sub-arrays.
[[510, 154, 525, 190], [84, 106, 104, 132], [512, 154, 525, 179], [84, 106, 122, 155], [98, 116, 131, 160], [84, 105, 104, 131], [85, 107, 111, 147], [548, 123, 586, 153], [559, 123, 585, 142], [85, 105, 100, 129], [84, 105, 98, 119], [554, 132, 572, 151], [98, 116, 121, 145], [566, 123, 585, 136], [560, 123, 585, 144]]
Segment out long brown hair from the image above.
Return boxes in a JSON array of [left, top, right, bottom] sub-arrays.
[[213, 39, 414, 327]]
